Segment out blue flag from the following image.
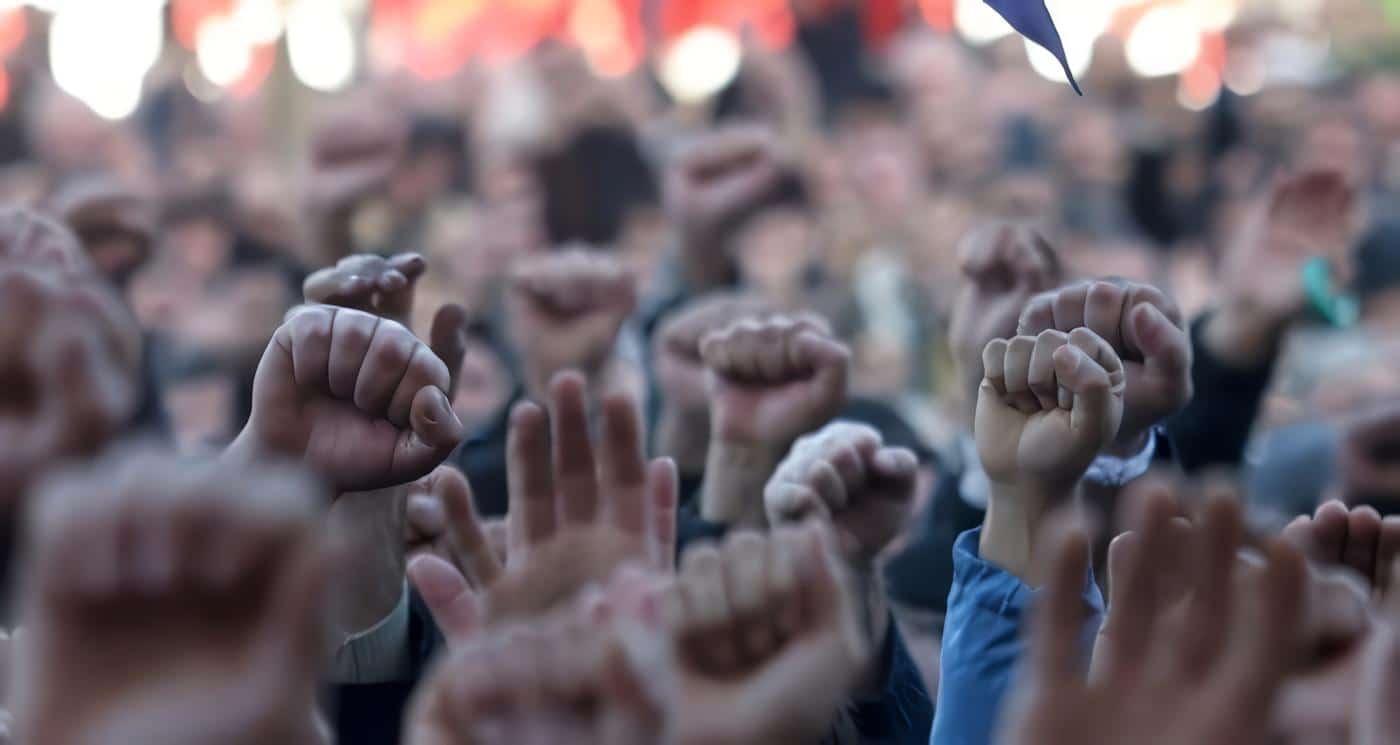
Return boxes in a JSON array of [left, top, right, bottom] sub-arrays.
[[983, 0, 1082, 94]]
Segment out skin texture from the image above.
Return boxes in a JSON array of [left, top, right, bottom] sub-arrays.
[[229, 305, 465, 493], [638, 525, 868, 745], [651, 292, 775, 474], [404, 600, 663, 745], [407, 371, 677, 644], [302, 251, 470, 412], [0, 264, 141, 511], [14, 451, 331, 745], [999, 494, 1305, 745], [663, 127, 785, 291], [699, 315, 849, 529], [1017, 279, 1191, 453], [946, 221, 1062, 423], [506, 249, 637, 400], [975, 327, 1124, 582], [764, 421, 917, 564], [1205, 168, 1357, 369]]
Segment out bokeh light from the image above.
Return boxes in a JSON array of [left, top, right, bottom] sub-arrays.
[[657, 25, 742, 104], [1126, 5, 1203, 77]]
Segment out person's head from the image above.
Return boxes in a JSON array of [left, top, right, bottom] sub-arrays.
[[732, 179, 818, 302], [1296, 110, 1369, 184]]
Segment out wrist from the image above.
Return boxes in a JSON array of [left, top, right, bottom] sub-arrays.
[[655, 407, 711, 475], [980, 479, 1075, 584], [1104, 428, 1151, 459], [1204, 302, 1287, 371], [700, 439, 784, 528]]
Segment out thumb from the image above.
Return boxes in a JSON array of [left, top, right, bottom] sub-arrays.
[[408, 554, 481, 644], [1054, 343, 1119, 449], [1129, 303, 1189, 378], [429, 304, 470, 396], [396, 387, 465, 483]]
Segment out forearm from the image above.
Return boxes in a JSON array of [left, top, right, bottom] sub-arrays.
[[1168, 312, 1277, 471], [654, 408, 711, 476], [325, 490, 409, 640], [979, 481, 1075, 585], [700, 441, 782, 529]]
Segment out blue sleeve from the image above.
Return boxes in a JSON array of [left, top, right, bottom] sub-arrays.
[[928, 528, 1103, 745]]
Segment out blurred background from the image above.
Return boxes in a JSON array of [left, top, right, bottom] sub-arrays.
[[0, 0, 1395, 503]]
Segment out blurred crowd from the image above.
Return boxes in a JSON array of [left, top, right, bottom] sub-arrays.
[[0, 1, 1397, 744]]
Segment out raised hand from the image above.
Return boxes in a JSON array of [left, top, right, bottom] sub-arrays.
[[302, 251, 470, 392], [14, 451, 331, 745], [1281, 499, 1400, 600], [1018, 279, 1190, 451], [407, 372, 677, 644], [642, 526, 868, 745], [764, 421, 918, 563], [305, 103, 406, 214], [47, 175, 156, 286], [0, 264, 141, 509], [1337, 401, 1400, 510], [664, 127, 784, 290], [652, 292, 774, 472], [0, 206, 94, 274], [1208, 169, 1358, 367], [230, 305, 465, 493], [506, 249, 636, 397], [947, 221, 1061, 420], [404, 609, 662, 745], [978, 328, 1125, 493], [999, 494, 1305, 745], [699, 315, 849, 528]]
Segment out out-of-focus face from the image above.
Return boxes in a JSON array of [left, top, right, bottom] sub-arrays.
[[87, 234, 148, 288], [167, 218, 232, 280], [840, 117, 922, 221], [1056, 108, 1127, 186], [733, 206, 817, 298]]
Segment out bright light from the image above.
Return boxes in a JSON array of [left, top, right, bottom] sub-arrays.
[[954, 0, 1011, 44], [1125, 5, 1202, 78], [49, 0, 162, 119], [658, 26, 741, 104], [1023, 0, 1110, 86], [1223, 52, 1264, 95], [287, 0, 356, 91], [232, 0, 284, 44], [197, 14, 252, 87], [1189, 0, 1237, 32]]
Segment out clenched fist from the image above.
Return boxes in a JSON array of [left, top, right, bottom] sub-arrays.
[[507, 249, 636, 396], [702, 316, 849, 448], [765, 421, 917, 562], [1019, 279, 1189, 450], [977, 328, 1125, 494], [231, 305, 465, 493], [0, 265, 140, 509]]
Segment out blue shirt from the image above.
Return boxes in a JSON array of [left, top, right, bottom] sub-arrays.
[[929, 528, 1104, 745]]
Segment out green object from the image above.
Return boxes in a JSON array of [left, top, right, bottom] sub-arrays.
[[1303, 256, 1359, 328]]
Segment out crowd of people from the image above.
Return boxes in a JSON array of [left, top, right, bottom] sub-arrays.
[[0, 2, 1397, 744]]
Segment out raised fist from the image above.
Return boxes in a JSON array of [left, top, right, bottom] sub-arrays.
[[232, 305, 465, 493], [1019, 279, 1189, 449], [654, 292, 775, 418], [765, 421, 917, 562], [507, 249, 636, 394], [947, 221, 1061, 410], [664, 127, 786, 289], [701, 315, 849, 449], [47, 175, 156, 287], [0, 266, 140, 509], [647, 526, 867, 745], [15, 451, 330, 745], [303, 252, 426, 326], [0, 207, 93, 274], [976, 328, 1125, 493], [405, 611, 661, 745], [303, 252, 469, 392], [305, 104, 406, 213]]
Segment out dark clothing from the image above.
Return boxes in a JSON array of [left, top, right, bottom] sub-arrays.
[[1164, 313, 1276, 472], [330, 594, 444, 745]]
